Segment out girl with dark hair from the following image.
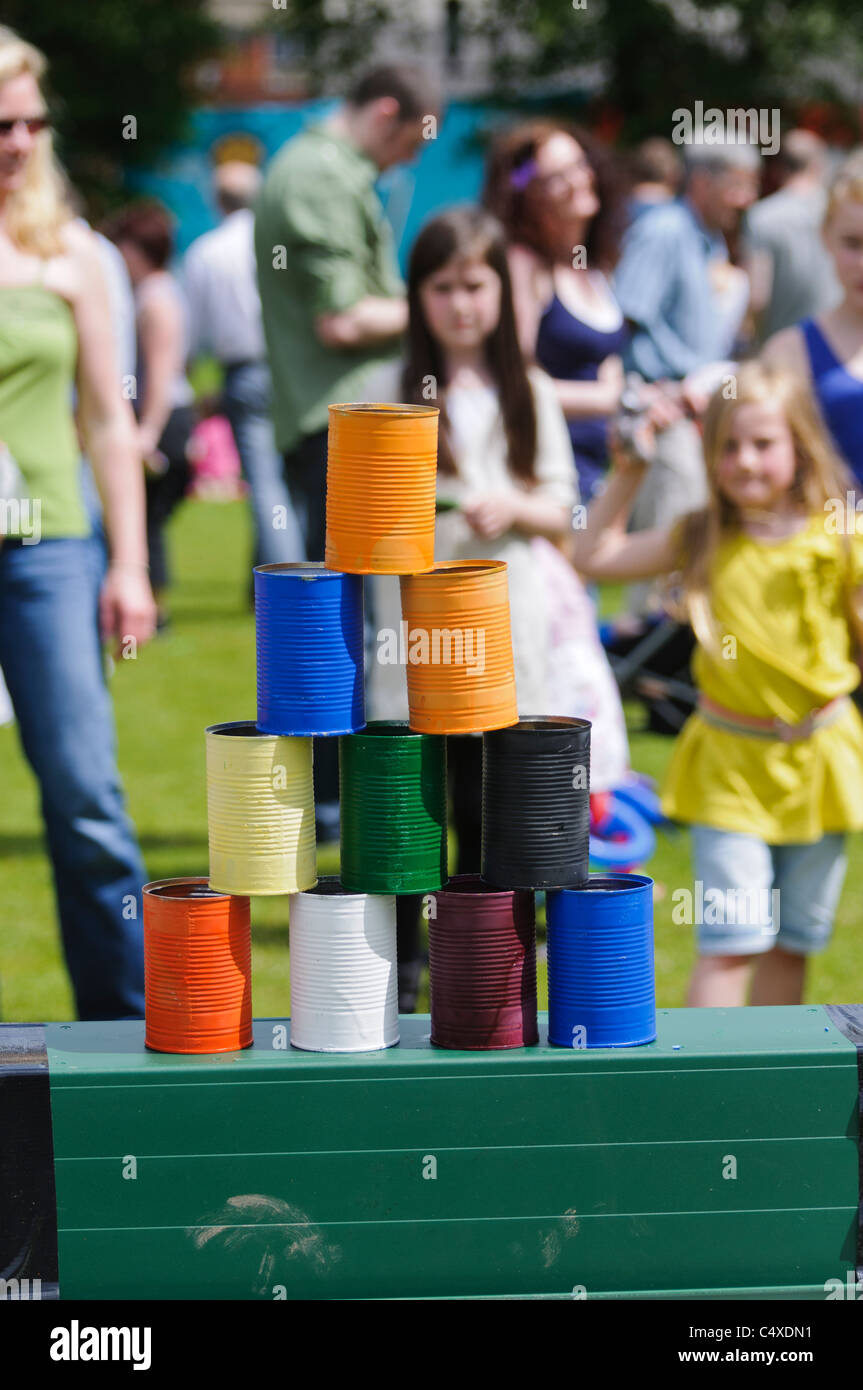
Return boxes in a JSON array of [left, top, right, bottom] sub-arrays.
[[366, 205, 577, 730], [484, 121, 629, 501], [362, 207, 579, 1006]]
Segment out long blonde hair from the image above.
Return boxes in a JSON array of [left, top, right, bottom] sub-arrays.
[[824, 148, 863, 228], [665, 362, 856, 657], [0, 26, 72, 256]]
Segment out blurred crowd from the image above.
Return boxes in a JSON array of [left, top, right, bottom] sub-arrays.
[[4, 26, 863, 1019]]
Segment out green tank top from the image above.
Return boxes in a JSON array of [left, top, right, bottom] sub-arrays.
[[0, 283, 88, 538]]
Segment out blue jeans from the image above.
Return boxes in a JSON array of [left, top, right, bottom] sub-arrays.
[[0, 537, 146, 1019], [690, 823, 848, 957], [223, 362, 304, 566]]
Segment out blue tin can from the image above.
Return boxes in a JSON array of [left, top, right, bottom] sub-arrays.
[[254, 563, 364, 735], [547, 872, 655, 1048]]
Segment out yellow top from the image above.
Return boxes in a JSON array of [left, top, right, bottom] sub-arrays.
[[660, 511, 863, 843]]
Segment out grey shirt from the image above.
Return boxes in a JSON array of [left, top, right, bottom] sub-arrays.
[[744, 186, 841, 342]]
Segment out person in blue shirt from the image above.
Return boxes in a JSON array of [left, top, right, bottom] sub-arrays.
[[613, 141, 760, 613], [762, 154, 863, 485]]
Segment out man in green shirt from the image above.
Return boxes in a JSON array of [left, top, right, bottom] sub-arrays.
[[254, 63, 439, 563]]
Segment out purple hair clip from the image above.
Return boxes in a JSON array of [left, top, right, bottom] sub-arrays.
[[509, 157, 538, 192]]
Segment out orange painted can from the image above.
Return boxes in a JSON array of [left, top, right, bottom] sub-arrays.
[[143, 878, 253, 1054], [325, 402, 439, 574], [399, 560, 519, 734]]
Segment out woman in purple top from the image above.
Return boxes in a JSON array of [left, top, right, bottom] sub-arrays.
[[763, 157, 863, 483], [484, 121, 628, 501]]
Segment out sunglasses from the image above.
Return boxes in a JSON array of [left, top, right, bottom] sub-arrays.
[[0, 116, 50, 137]]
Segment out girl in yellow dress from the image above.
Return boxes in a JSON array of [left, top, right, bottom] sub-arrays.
[[570, 361, 863, 1006]]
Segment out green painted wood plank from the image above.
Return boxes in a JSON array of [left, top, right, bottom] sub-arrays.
[[53, 1138, 856, 1228], [56, 1207, 857, 1300], [45, 1008, 856, 1084], [47, 1064, 856, 1158]]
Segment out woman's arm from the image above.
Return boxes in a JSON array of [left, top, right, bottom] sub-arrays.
[[760, 324, 809, 377], [567, 452, 681, 580], [136, 277, 183, 458], [554, 353, 624, 418], [68, 225, 156, 652], [507, 244, 550, 363]]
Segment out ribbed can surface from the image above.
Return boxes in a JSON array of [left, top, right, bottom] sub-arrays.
[[339, 721, 447, 893], [428, 874, 538, 1049], [482, 717, 591, 889], [547, 873, 656, 1048], [289, 879, 399, 1052], [325, 403, 439, 574], [399, 561, 518, 734], [144, 878, 252, 1054], [254, 562, 364, 735], [206, 720, 316, 895]]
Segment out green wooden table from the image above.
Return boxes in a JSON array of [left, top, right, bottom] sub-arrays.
[[3, 1006, 860, 1300]]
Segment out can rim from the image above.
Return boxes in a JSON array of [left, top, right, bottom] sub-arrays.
[[405, 559, 506, 579], [205, 719, 272, 738], [254, 561, 345, 578], [328, 401, 439, 419], [434, 872, 527, 899], [551, 873, 654, 894], [143, 876, 232, 901], [487, 715, 592, 734], [346, 719, 431, 740], [298, 874, 391, 900]]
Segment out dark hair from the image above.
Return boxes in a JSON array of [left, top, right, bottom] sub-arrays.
[[217, 187, 250, 215], [630, 137, 683, 191], [346, 64, 440, 123], [482, 119, 625, 271], [102, 200, 174, 269], [401, 206, 537, 482]]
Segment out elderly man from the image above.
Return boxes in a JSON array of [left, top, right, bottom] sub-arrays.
[[613, 141, 760, 612]]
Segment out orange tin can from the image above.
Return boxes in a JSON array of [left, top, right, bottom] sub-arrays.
[[143, 878, 253, 1054], [325, 402, 439, 574], [399, 560, 519, 734]]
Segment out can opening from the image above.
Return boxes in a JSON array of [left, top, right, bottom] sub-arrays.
[[304, 877, 362, 897], [566, 875, 652, 892], [439, 874, 512, 895], [144, 879, 226, 900], [205, 720, 265, 738], [254, 562, 332, 575], [423, 561, 503, 576], [355, 720, 421, 738], [501, 717, 592, 734], [329, 402, 438, 418]]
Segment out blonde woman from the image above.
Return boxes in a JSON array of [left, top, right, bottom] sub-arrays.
[[763, 153, 863, 481], [571, 362, 863, 1008], [0, 27, 155, 1018]]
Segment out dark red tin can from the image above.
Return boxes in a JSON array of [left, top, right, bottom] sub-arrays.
[[428, 874, 538, 1049]]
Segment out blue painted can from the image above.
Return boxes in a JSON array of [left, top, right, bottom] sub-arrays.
[[254, 563, 364, 735], [547, 873, 655, 1048]]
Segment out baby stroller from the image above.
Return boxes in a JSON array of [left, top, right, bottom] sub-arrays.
[[599, 612, 697, 736]]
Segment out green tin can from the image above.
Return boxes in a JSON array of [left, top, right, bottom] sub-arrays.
[[339, 721, 447, 894]]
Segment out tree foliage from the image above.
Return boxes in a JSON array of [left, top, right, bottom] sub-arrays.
[[0, 0, 220, 210], [480, 0, 863, 138]]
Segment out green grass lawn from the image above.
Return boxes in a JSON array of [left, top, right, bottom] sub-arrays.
[[2, 497, 862, 1022]]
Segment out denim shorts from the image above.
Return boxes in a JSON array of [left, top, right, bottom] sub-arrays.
[[689, 824, 848, 957]]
